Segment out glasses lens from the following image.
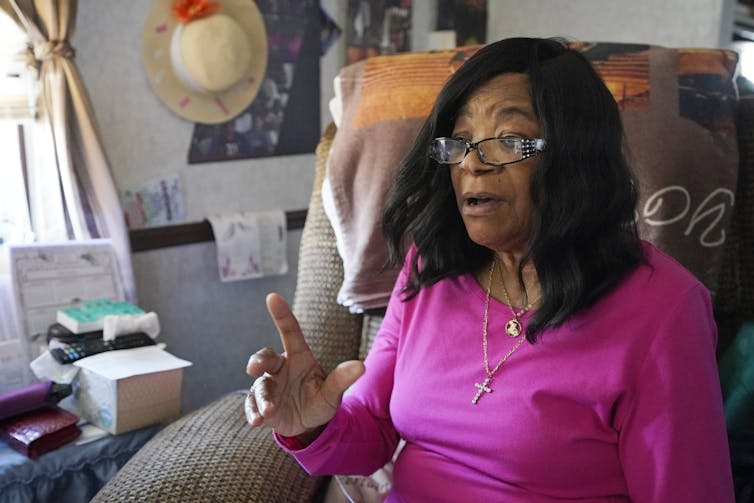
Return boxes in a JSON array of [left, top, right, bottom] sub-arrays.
[[430, 138, 466, 164], [477, 137, 521, 164]]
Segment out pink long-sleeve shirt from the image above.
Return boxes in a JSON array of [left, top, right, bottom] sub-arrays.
[[278, 242, 734, 502]]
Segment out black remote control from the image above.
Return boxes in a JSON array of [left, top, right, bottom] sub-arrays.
[[47, 323, 103, 344], [50, 333, 156, 364]]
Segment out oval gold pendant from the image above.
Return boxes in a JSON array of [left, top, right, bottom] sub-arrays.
[[505, 319, 522, 338]]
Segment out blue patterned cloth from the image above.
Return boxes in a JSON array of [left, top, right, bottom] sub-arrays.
[[0, 423, 160, 503]]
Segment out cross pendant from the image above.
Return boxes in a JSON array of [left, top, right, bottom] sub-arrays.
[[472, 376, 493, 404]]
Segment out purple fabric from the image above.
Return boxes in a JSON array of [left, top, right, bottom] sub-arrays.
[[0, 381, 53, 422], [277, 241, 734, 502]]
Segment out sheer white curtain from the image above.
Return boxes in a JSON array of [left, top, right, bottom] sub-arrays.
[[0, 12, 33, 273]]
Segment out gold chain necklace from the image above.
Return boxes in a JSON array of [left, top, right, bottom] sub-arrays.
[[498, 262, 532, 338], [472, 258, 527, 405]]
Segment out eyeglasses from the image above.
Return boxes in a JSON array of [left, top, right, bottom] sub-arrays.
[[429, 135, 547, 166]]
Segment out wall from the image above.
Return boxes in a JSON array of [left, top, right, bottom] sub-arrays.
[[75, 0, 315, 412], [487, 0, 735, 48], [73, 0, 734, 413]]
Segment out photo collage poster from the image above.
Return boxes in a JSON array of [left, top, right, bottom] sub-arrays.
[[346, 0, 413, 64], [188, 0, 321, 163], [344, 1, 488, 64]]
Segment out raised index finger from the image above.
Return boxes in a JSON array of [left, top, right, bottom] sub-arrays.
[[266, 293, 309, 355]]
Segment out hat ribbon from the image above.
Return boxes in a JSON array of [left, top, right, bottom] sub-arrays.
[[172, 0, 220, 24]]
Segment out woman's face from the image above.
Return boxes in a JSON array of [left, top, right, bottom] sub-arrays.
[[449, 73, 541, 255]]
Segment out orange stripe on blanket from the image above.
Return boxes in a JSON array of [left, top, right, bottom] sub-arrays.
[[677, 49, 738, 79], [352, 47, 481, 128], [589, 50, 650, 110]]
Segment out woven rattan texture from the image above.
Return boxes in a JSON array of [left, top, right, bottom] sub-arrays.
[[292, 123, 363, 373], [715, 96, 754, 352], [717, 96, 754, 316], [91, 392, 321, 503], [738, 98, 754, 316]]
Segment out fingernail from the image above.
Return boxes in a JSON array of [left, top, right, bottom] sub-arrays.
[[244, 395, 255, 424]]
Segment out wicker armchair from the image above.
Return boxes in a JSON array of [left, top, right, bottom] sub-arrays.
[[93, 66, 754, 503]]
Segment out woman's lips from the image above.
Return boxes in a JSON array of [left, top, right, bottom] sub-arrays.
[[461, 193, 504, 216]]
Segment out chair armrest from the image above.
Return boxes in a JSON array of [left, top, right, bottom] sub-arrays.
[[92, 391, 324, 502], [292, 123, 363, 372]]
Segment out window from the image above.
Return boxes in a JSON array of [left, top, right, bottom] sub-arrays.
[[0, 11, 35, 119], [0, 125, 33, 275], [0, 121, 32, 267], [0, 11, 35, 274]]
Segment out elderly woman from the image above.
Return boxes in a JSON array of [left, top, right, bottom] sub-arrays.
[[245, 38, 734, 502]]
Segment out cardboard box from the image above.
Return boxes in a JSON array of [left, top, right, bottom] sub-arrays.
[[73, 346, 192, 434]]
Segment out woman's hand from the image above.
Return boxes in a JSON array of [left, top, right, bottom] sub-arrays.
[[244, 293, 365, 440]]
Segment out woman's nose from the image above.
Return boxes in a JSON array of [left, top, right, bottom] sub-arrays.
[[460, 147, 494, 174]]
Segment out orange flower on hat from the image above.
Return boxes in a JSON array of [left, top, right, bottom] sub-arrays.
[[172, 0, 220, 24]]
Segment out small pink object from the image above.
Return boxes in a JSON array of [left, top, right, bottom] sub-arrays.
[[155, 23, 167, 33], [179, 97, 190, 108]]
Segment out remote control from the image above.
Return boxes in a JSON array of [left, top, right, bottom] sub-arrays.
[[47, 323, 103, 344], [50, 332, 156, 364]]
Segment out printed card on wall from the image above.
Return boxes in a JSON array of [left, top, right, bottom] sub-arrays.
[[346, 0, 412, 64], [208, 210, 288, 282], [188, 0, 321, 163], [122, 174, 186, 230]]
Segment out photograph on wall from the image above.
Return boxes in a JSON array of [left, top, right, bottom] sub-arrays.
[[346, 0, 412, 64], [188, 0, 320, 163], [436, 0, 487, 47]]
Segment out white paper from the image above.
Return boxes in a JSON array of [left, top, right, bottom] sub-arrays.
[[29, 350, 80, 384], [74, 423, 111, 445], [208, 210, 288, 282], [427, 30, 456, 50], [73, 346, 192, 380], [8, 240, 124, 351]]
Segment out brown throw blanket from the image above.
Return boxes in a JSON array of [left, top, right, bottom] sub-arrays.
[[323, 43, 739, 312]]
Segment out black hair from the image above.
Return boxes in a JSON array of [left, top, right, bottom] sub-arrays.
[[382, 37, 643, 342]]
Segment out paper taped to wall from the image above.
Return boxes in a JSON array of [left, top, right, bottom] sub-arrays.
[[7, 240, 125, 366], [208, 210, 288, 282]]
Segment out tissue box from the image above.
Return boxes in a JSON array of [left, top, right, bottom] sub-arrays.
[[73, 346, 192, 434]]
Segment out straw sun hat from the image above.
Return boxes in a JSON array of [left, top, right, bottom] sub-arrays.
[[142, 0, 268, 124]]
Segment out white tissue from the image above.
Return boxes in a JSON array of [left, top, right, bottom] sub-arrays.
[[102, 312, 160, 341], [30, 351, 80, 384]]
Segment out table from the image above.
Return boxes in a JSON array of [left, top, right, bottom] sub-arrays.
[[0, 423, 160, 503]]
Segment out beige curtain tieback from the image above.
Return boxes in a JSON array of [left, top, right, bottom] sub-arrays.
[[27, 40, 75, 65]]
